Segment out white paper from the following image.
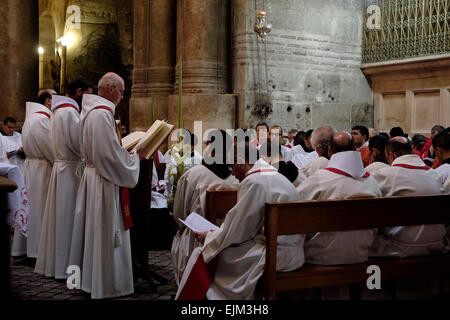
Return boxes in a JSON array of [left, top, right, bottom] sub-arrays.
[[179, 212, 219, 233]]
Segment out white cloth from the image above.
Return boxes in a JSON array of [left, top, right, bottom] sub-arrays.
[[151, 151, 168, 209], [0, 162, 29, 237], [2, 132, 24, 171], [297, 151, 382, 265], [291, 151, 319, 170], [0, 135, 9, 162], [171, 164, 238, 285], [281, 145, 292, 161], [12, 103, 53, 258], [290, 144, 306, 156], [178, 159, 305, 300], [69, 94, 140, 299], [434, 163, 450, 186], [296, 156, 329, 185], [365, 161, 390, 173], [370, 154, 446, 258], [35, 96, 84, 279], [356, 141, 369, 151]]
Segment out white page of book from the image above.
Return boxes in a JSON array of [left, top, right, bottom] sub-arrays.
[[133, 120, 165, 152], [179, 212, 219, 233], [122, 131, 145, 150]]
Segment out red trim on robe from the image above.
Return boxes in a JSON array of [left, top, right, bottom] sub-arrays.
[[392, 163, 430, 170], [325, 167, 370, 178], [35, 111, 51, 119], [53, 103, 80, 113], [245, 169, 277, 178]]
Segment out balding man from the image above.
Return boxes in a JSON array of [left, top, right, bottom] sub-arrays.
[[11, 89, 56, 262], [370, 137, 446, 258], [296, 126, 335, 185], [69, 72, 145, 299], [297, 132, 382, 266], [35, 77, 93, 279]]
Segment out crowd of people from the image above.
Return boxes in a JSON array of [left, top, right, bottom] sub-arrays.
[[2, 73, 450, 299]]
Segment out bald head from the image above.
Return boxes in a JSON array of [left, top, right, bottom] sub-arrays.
[[329, 131, 355, 156], [98, 72, 125, 106], [385, 136, 412, 164], [311, 126, 336, 158], [36, 88, 57, 109]]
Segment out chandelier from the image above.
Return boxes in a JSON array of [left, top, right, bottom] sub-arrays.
[[254, 10, 272, 38]]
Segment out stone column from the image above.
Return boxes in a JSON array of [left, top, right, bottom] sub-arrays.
[[168, 0, 236, 144], [130, 0, 177, 132], [0, 0, 39, 123]]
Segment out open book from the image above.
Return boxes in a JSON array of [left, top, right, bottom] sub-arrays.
[[122, 120, 174, 160], [179, 212, 219, 233]]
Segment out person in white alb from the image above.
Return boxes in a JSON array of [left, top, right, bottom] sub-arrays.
[[1, 117, 25, 171], [171, 130, 238, 285], [11, 89, 56, 261], [431, 131, 450, 193], [35, 77, 93, 279], [297, 131, 382, 266], [69, 72, 145, 299], [176, 142, 305, 300], [370, 136, 446, 258]]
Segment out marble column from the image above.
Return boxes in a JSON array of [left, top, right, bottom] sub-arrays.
[[168, 0, 236, 144], [130, 0, 177, 132], [0, 0, 39, 123]]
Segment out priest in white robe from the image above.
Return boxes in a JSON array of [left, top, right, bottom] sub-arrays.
[[297, 132, 382, 265], [370, 137, 446, 258], [171, 130, 238, 285], [1, 118, 25, 171], [11, 89, 56, 259], [69, 73, 145, 299], [35, 77, 93, 279], [296, 126, 335, 185], [176, 142, 305, 300]]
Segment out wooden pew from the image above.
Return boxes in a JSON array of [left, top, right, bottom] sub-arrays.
[[264, 194, 450, 300], [0, 177, 18, 300], [205, 189, 237, 226]]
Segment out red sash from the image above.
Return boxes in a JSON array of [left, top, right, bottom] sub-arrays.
[[35, 111, 51, 119], [245, 169, 277, 178], [325, 167, 370, 178], [393, 164, 430, 170], [53, 103, 80, 113], [94, 106, 134, 230], [176, 252, 215, 300]]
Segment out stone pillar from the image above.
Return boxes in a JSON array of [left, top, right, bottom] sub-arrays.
[[130, 0, 177, 132], [168, 0, 236, 144], [0, 0, 39, 123]]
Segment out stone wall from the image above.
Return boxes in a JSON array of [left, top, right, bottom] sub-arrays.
[[233, 0, 373, 132]]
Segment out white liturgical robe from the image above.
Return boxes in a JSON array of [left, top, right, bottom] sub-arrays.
[[177, 159, 305, 300], [370, 154, 446, 258], [171, 164, 238, 285], [2, 131, 24, 171], [297, 151, 382, 265], [69, 94, 140, 299], [11, 103, 53, 258], [0, 135, 8, 163], [434, 162, 450, 191], [296, 156, 329, 186], [35, 96, 84, 279]]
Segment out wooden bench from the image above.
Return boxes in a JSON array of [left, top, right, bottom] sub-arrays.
[[264, 194, 450, 300], [205, 189, 237, 226]]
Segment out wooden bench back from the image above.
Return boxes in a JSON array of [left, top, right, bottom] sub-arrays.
[[264, 194, 450, 299], [205, 189, 238, 225]]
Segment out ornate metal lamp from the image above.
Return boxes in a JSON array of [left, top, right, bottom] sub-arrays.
[[253, 10, 272, 38]]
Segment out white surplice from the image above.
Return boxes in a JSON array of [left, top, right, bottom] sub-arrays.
[[297, 151, 382, 265], [370, 154, 446, 258], [171, 164, 238, 285], [365, 161, 390, 173], [35, 96, 84, 279], [69, 94, 140, 299], [434, 162, 450, 187], [178, 159, 305, 300], [0, 135, 8, 162], [2, 132, 24, 171], [11, 103, 53, 258], [296, 156, 329, 186]]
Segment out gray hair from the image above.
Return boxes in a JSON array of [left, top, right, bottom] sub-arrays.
[[98, 72, 122, 91], [311, 125, 336, 155]]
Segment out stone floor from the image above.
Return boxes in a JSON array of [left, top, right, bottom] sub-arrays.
[[10, 250, 177, 300]]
